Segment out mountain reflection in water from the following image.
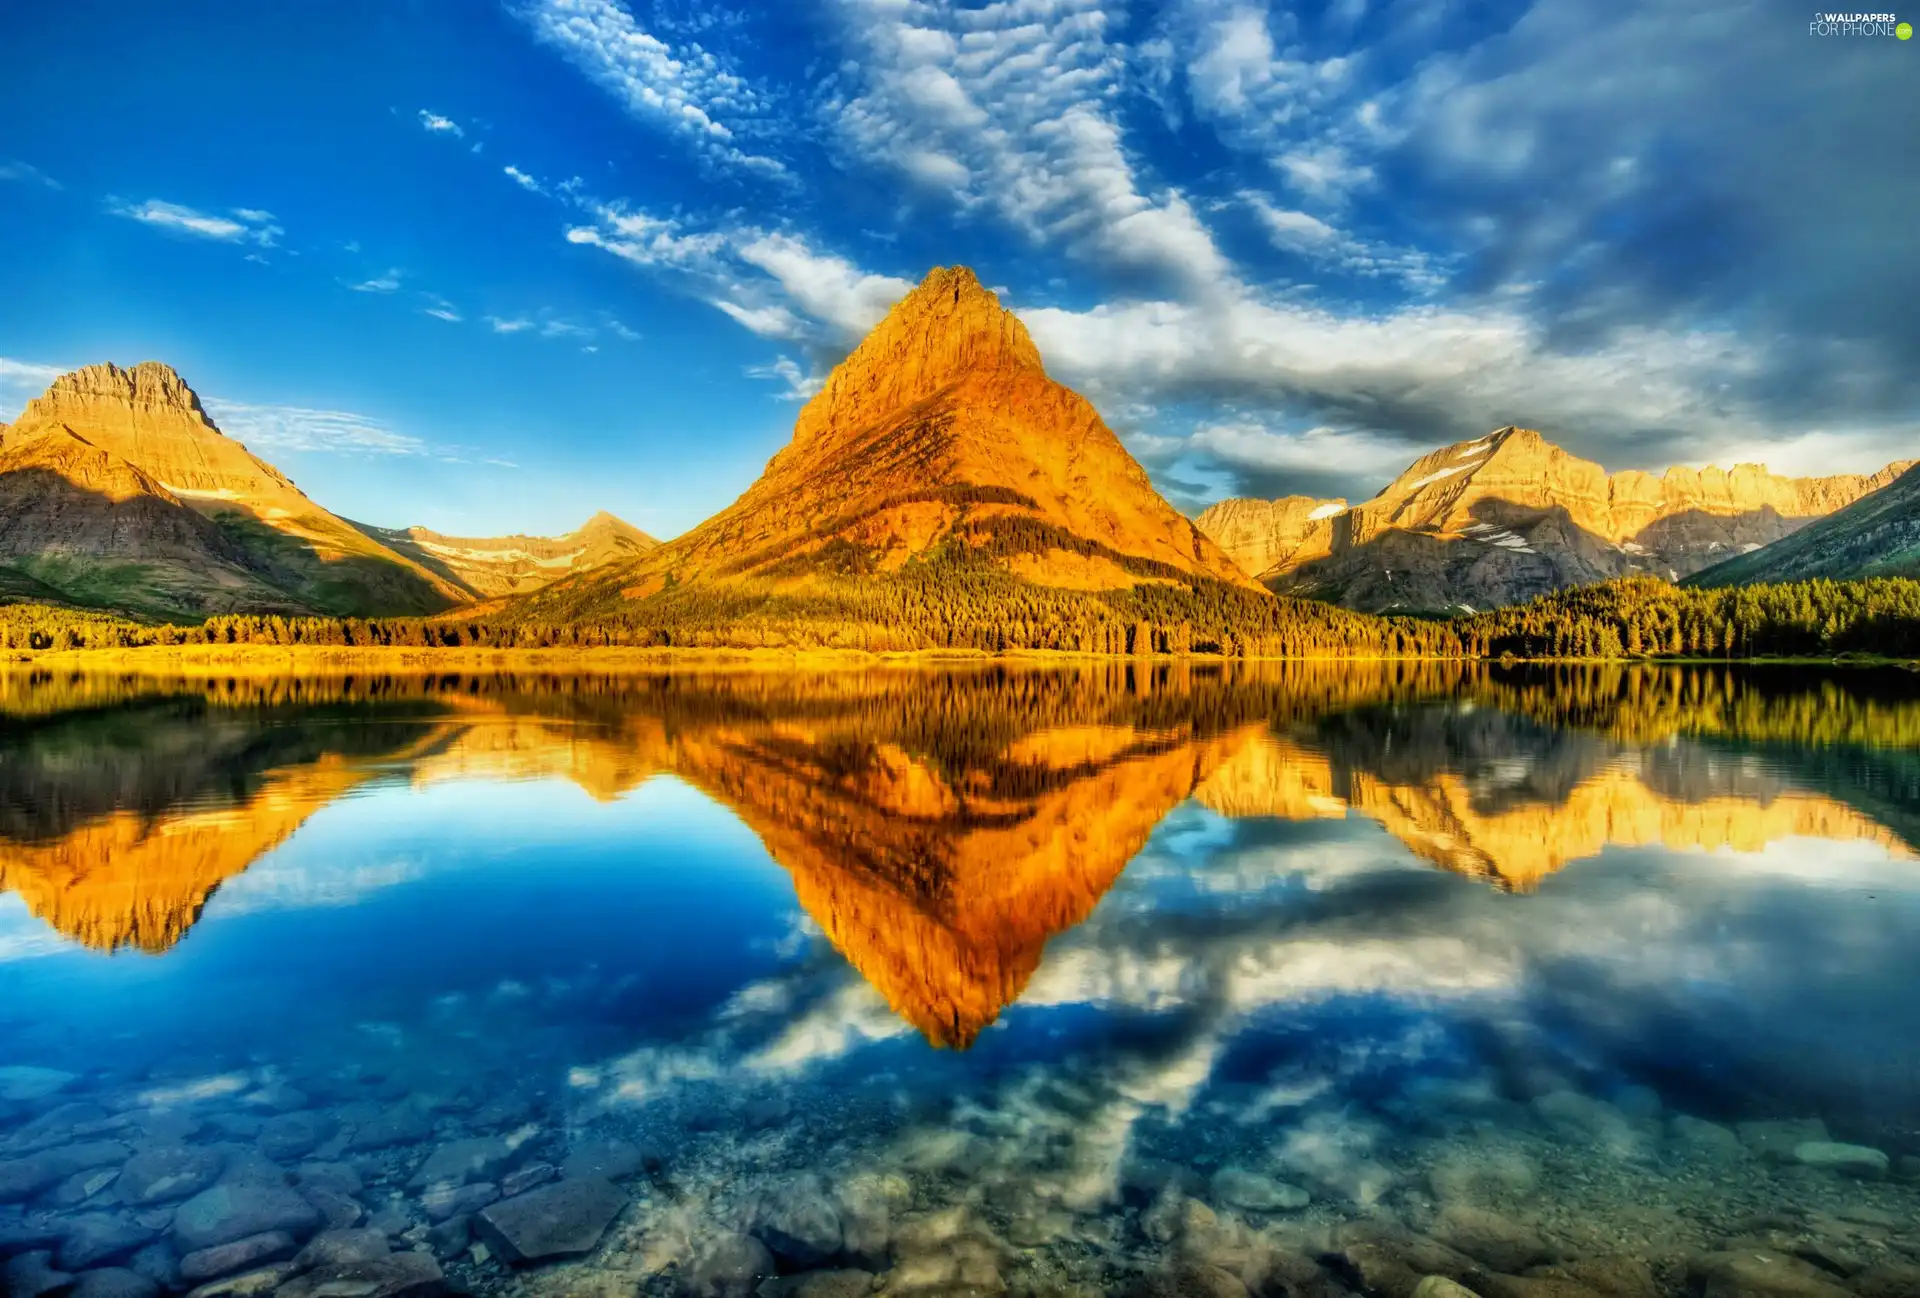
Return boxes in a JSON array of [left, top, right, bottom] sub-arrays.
[[2, 662, 1914, 1042], [4, 661, 1920, 1298]]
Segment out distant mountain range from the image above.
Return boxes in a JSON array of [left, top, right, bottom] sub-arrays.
[[0, 361, 650, 619], [5, 271, 1915, 629], [1195, 427, 1914, 614], [1688, 462, 1920, 587], [517, 266, 1250, 631]]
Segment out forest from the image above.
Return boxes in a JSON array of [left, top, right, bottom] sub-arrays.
[[3, 570, 1918, 662]]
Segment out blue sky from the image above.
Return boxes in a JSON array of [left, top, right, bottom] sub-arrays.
[[2, 0, 1915, 538]]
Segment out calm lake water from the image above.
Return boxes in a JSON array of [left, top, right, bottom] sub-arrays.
[[2, 662, 1918, 1298]]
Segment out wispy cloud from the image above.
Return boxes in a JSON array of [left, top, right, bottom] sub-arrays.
[[203, 399, 431, 457], [484, 311, 597, 340], [747, 356, 824, 400], [349, 269, 404, 293], [514, 0, 785, 176], [0, 159, 59, 190], [418, 109, 465, 138], [421, 294, 463, 323], [486, 316, 535, 334], [823, 0, 1229, 292], [108, 199, 282, 248], [0, 358, 71, 418], [503, 165, 545, 194]]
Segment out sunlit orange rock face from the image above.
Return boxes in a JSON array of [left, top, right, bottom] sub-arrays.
[[666, 720, 1262, 1047], [0, 758, 373, 953], [1199, 732, 1912, 889], [564, 266, 1255, 594]]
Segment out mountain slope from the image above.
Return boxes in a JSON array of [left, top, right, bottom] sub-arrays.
[[1687, 463, 1920, 585], [523, 268, 1254, 622], [1197, 426, 1912, 613], [4, 362, 462, 616], [354, 510, 658, 599], [0, 423, 303, 617]]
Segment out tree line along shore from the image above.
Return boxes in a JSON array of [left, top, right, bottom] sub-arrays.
[[3, 575, 1918, 663]]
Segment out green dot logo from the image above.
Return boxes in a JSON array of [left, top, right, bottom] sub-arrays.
[[1900, 20, 1914, 37]]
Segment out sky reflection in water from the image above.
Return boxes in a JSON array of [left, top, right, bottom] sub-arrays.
[[1, 663, 1917, 1295]]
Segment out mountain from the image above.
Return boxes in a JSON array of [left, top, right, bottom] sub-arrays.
[[1, 362, 646, 620], [0, 421, 298, 618], [1196, 427, 1912, 613], [354, 510, 658, 599], [515, 266, 1255, 634], [1687, 462, 1920, 586], [2, 362, 463, 617]]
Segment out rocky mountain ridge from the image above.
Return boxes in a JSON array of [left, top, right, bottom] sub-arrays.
[[1688, 462, 1920, 586], [525, 266, 1254, 621], [0, 362, 646, 618], [1197, 426, 1913, 612]]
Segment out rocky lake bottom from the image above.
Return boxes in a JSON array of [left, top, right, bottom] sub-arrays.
[[2, 664, 1917, 1298]]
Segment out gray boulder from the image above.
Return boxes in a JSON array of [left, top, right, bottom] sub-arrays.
[[751, 1177, 843, 1268], [682, 1232, 775, 1298], [292, 1228, 390, 1270], [256, 1113, 335, 1163], [170, 1180, 321, 1252], [118, 1147, 225, 1206], [273, 1251, 445, 1298], [58, 1214, 159, 1270], [177, 1230, 297, 1283], [472, 1175, 625, 1264], [72, 1267, 162, 1298], [5, 1249, 74, 1298], [407, 1136, 519, 1191]]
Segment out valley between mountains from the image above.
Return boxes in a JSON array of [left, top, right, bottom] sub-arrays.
[[3, 266, 1917, 650]]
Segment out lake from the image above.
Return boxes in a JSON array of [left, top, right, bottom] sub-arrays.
[[2, 661, 1918, 1298]]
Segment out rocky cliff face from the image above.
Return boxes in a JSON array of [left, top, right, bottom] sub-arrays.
[[358, 511, 659, 599], [1191, 495, 1345, 578], [540, 266, 1253, 610], [1689, 463, 1920, 586], [1197, 427, 1913, 612]]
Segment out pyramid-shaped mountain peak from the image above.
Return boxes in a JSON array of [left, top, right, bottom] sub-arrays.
[[36, 360, 212, 422]]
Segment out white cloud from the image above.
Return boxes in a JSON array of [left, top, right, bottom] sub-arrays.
[[0, 159, 60, 189], [422, 295, 463, 323], [747, 355, 825, 400], [349, 269, 403, 293], [486, 316, 535, 333], [418, 109, 465, 138], [1, 358, 71, 418], [503, 164, 545, 194], [515, 0, 784, 175], [202, 399, 431, 457], [825, 0, 1230, 290], [108, 199, 282, 248], [1246, 193, 1442, 290]]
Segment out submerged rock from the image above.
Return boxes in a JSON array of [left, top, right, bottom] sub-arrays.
[[0, 1155, 63, 1204], [177, 1230, 297, 1283], [471, 1175, 625, 1264], [558, 1134, 648, 1182], [498, 1161, 555, 1198], [256, 1112, 336, 1163], [407, 1135, 521, 1191], [1791, 1141, 1889, 1178], [683, 1232, 776, 1298], [1737, 1119, 1829, 1163], [171, 1180, 322, 1252], [0, 1066, 77, 1103], [1668, 1115, 1744, 1161], [752, 1177, 844, 1268], [1413, 1280, 1483, 1298], [1121, 1258, 1251, 1298], [58, 1214, 160, 1270], [71, 1267, 163, 1298], [180, 1263, 297, 1297], [273, 1252, 445, 1298], [756, 1270, 876, 1298], [419, 1180, 496, 1222], [5, 1249, 74, 1298], [1433, 1205, 1556, 1274], [118, 1146, 225, 1206], [292, 1228, 390, 1270], [1689, 1249, 1852, 1297], [347, 1106, 433, 1152], [1209, 1167, 1309, 1213]]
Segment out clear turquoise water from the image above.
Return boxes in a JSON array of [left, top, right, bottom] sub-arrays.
[[2, 665, 1917, 1298]]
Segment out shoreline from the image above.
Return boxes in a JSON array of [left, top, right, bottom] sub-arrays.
[[2, 644, 1915, 673]]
